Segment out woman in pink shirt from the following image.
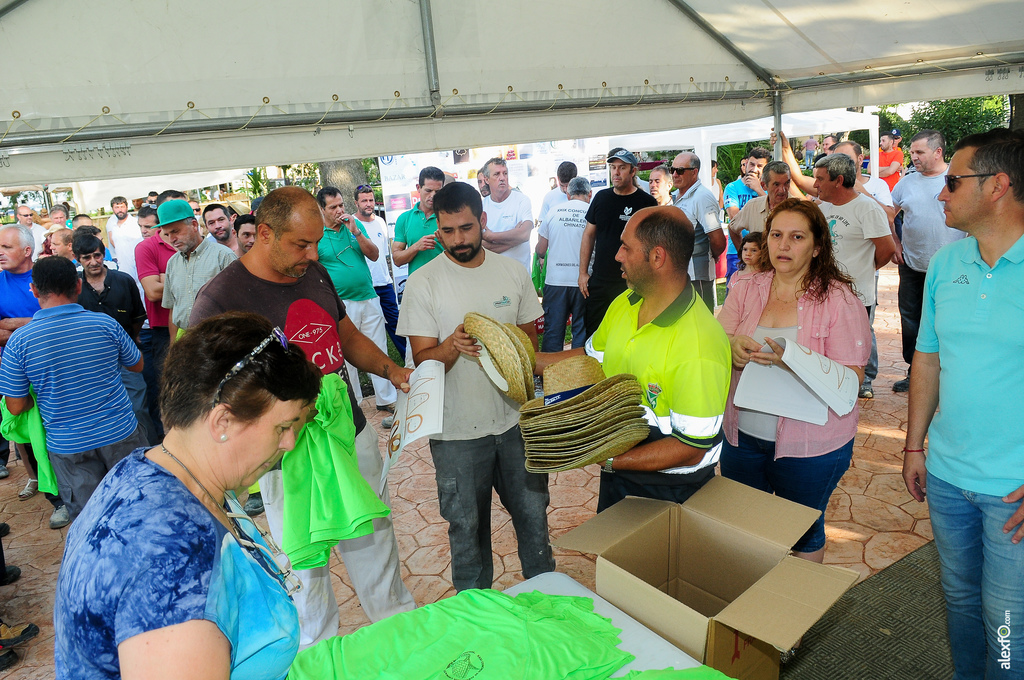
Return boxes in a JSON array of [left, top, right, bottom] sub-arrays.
[[718, 199, 870, 563]]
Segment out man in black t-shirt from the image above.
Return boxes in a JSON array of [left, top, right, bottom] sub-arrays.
[[190, 186, 416, 646], [579, 149, 658, 336]]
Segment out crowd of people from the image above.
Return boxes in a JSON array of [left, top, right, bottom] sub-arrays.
[[0, 125, 1020, 679]]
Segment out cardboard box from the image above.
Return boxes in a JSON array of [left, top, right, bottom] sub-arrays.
[[553, 476, 858, 680]]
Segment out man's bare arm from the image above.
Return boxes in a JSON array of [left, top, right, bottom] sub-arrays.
[[483, 220, 533, 246]]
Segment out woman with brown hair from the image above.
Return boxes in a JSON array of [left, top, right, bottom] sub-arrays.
[[717, 198, 871, 563], [54, 312, 322, 680]]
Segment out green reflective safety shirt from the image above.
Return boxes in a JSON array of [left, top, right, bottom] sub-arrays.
[[281, 373, 389, 569], [586, 285, 731, 475], [624, 668, 735, 679], [288, 589, 634, 679], [0, 388, 59, 494]]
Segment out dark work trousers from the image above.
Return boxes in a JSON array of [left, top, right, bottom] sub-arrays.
[[541, 284, 586, 352], [374, 284, 406, 359], [428, 425, 555, 591], [584, 279, 627, 338], [140, 327, 169, 441], [897, 263, 928, 368]]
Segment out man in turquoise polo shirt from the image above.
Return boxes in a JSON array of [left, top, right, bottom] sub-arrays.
[[537, 206, 731, 511], [903, 128, 1024, 679], [316, 187, 397, 417], [392, 166, 445, 275]]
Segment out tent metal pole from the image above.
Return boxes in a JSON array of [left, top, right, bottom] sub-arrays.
[[772, 91, 783, 159], [663, 0, 777, 89], [0, 0, 31, 21], [418, 0, 442, 107]]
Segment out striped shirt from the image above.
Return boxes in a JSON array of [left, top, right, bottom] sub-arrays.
[[0, 304, 140, 455], [161, 239, 237, 329]]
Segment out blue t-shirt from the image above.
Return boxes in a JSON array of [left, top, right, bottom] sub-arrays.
[[0, 269, 39, 320], [55, 449, 300, 680], [918, 234, 1024, 496], [0, 304, 139, 454], [723, 178, 759, 257]]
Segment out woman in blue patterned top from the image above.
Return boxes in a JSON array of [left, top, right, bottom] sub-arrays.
[[54, 312, 322, 680]]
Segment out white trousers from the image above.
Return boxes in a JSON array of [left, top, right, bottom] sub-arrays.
[[343, 297, 398, 408], [262, 424, 416, 648]]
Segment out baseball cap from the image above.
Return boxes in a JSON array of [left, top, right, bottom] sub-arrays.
[[607, 148, 639, 166], [890, 128, 902, 138], [157, 199, 195, 225]]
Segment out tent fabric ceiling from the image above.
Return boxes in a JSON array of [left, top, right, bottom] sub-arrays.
[[1, 0, 1022, 185]]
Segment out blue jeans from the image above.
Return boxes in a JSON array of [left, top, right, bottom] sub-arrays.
[[864, 301, 878, 388], [428, 426, 555, 591], [720, 432, 853, 552], [541, 284, 586, 352], [374, 284, 406, 359], [928, 472, 1024, 679]]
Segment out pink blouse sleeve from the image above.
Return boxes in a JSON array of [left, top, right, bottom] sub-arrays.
[[822, 284, 872, 367]]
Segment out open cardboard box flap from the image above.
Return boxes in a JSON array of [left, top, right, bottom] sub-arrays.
[[553, 496, 674, 556], [683, 477, 822, 550], [714, 556, 859, 651]]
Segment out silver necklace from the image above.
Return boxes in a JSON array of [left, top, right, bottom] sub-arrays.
[[160, 444, 231, 526]]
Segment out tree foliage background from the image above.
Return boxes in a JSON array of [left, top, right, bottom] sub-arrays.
[[877, 96, 1009, 160]]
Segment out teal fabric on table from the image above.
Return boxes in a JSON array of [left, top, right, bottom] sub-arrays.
[[288, 589, 634, 679], [281, 373, 389, 569], [0, 387, 59, 494]]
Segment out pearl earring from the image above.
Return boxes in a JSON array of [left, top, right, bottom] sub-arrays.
[[219, 434, 228, 442]]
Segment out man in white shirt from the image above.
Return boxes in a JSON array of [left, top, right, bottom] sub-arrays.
[[14, 206, 45, 261], [890, 129, 965, 394], [105, 195, 143, 284], [480, 157, 534, 273], [397, 181, 554, 592], [834, 140, 896, 399], [813, 154, 896, 379], [671, 152, 725, 310], [353, 184, 405, 361], [537, 161, 577, 224], [536, 177, 591, 352]]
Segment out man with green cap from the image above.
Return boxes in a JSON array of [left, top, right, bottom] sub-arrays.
[[158, 199, 236, 340]]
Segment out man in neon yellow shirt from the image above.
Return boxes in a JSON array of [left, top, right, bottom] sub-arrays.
[[537, 206, 731, 510]]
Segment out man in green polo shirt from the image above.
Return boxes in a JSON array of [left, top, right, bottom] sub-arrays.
[[316, 187, 397, 417], [392, 166, 445, 274], [536, 206, 731, 511]]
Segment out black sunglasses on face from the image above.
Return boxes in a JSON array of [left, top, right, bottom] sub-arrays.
[[944, 173, 1001, 193], [670, 166, 696, 174]]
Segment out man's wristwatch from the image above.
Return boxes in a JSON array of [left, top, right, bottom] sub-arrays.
[[603, 457, 615, 474]]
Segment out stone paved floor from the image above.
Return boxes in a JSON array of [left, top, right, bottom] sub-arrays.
[[0, 265, 924, 678]]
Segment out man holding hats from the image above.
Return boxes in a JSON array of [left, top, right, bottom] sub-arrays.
[[579, 148, 658, 336], [158, 199, 236, 339], [397, 181, 555, 592], [538, 206, 731, 511]]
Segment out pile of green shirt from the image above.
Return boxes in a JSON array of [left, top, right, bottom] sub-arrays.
[[289, 589, 634, 679]]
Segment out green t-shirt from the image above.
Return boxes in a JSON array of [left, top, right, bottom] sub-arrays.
[[394, 203, 442, 274], [317, 223, 376, 301]]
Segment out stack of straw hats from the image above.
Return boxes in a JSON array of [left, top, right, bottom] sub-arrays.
[[463, 312, 536, 404], [520, 356, 651, 473]]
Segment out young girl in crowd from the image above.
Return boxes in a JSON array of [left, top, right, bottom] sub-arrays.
[[728, 231, 763, 290]]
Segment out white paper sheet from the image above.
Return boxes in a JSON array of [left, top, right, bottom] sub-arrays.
[[733, 338, 858, 426], [380, 360, 445, 492]]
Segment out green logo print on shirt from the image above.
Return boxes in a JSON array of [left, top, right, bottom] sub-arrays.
[[445, 651, 484, 679]]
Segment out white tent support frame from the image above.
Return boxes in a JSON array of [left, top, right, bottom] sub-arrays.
[[1, 0, 1023, 185]]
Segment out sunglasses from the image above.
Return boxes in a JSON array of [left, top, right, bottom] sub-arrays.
[[227, 509, 303, 597], [193, 208, 202, 214], [212, 327, 289, 406], [356, 184, 373, 194], [671, 166, 697, 174], [944, 173, 1001, 193]]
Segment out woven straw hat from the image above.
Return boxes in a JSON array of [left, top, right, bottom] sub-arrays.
[[542, 355, 606, 396], [464, 312, 531, 404], [498, 323, 535, 401]]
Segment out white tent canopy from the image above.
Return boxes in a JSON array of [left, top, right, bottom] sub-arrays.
[[609, 108, 880, 188], [68, 169, 249, 213], [1, 0, 1022, 185]]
